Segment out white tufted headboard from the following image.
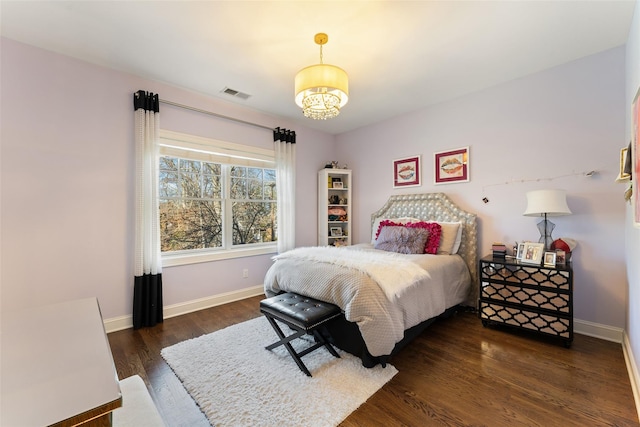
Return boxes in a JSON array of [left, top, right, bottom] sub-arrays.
[[371, 193, 478, 307]]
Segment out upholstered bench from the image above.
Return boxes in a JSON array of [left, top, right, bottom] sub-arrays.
[[260, 292, 342, 377]]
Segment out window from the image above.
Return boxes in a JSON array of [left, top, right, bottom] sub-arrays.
[[158, 130, 277, 266], [229, 166, 277, 245], [159, 157, 223, 251]]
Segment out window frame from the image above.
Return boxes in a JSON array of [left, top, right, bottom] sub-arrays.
[[158, 130, 277, 267]]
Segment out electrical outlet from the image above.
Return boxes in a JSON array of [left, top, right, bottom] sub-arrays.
[[242, 269, 249, 278]]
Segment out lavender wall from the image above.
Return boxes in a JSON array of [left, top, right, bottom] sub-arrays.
[[0, 35, 632, 333], [337, 47, 627, 329], [0, 38, 333, 319], [625, 0, 640, 379]]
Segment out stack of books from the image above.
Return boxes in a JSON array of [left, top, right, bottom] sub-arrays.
[[492, 242, 507, 258]]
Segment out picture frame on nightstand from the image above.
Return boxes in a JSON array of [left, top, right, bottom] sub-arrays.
[[515, 243, 526, 260], [520, 242, 544, 265], [543, 251, 557, 267]]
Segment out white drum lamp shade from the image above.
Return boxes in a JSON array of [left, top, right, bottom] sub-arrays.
[[523, 189, 572, 250], [294, 33, 349, 120]]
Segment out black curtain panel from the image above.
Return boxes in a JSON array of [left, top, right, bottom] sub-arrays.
[[133, 90, 163, 329]]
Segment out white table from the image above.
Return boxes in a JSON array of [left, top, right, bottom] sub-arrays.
[[1, 298, 122, 426]]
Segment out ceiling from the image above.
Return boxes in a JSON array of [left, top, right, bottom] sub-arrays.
[[1, 1, 636, 135]]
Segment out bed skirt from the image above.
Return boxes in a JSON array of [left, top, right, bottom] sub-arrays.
[[324, 305, 463, 368]]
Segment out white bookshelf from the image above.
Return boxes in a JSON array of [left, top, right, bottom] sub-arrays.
[[318, 168, 352, 246]]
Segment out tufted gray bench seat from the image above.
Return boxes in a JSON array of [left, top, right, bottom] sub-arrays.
[[260, 292, 342, 376]]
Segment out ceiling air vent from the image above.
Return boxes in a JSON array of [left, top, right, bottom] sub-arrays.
[[221, 87, 251, 100]]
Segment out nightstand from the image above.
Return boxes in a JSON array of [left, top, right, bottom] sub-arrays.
[[478, 255, 573, 347]]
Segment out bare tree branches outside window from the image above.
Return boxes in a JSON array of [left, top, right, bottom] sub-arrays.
[[159, 156, 277, 253]]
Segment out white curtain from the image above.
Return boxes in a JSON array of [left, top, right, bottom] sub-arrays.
[[133, 90, 163, 328], [274, 127, 296, 253]]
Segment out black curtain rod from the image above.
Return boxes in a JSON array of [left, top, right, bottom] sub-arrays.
[[159, 98, 274, 131]]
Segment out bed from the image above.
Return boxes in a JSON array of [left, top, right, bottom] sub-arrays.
[[263, 193, 478, 367]]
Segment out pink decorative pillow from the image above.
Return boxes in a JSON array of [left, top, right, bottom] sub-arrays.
[[375, 220, 441, 254], [374, 226, 430, 254]]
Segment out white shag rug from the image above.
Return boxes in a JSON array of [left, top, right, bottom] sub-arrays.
[[161, 316, 397, 427]]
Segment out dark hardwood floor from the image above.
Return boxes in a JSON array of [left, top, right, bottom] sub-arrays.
[[108, 296, 639, 426]]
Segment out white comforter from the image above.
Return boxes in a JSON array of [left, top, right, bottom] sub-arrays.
[[263, 244, 471, 357]]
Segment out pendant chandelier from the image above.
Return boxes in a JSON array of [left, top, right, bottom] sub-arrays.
[[295, 33, 349, 120]]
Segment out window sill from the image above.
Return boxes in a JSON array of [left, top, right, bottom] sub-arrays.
[[162, 245, 277, 267]]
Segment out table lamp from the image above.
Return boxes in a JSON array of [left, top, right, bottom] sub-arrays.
[[523, 189, 572, 250]]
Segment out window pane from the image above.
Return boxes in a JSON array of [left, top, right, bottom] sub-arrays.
[[202, 175, 221, 199], [160, 157, 178, 171], [181, 172, 202, 198], [160, 199, 222, 251], [264, 169, 276, 181], [159, 171, 179, 197], [247, 168, 262, 179], [264, 182, 276, 200], [232, 201, 277, 245], [248, 179, 263, 200], [231, 166, 246, 177], [204, 162, 221, 175], [180, 159, 201, 173], [230, 177, 247, 199]]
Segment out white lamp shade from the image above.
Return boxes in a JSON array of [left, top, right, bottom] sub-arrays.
[[523, 189, 572, 217], [295, 64, 349, 108]]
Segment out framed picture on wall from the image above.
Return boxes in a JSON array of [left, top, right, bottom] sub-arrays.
[[616, 145, 631, 182], [393, 155, 421, 188], [434, 146, 469, 184]]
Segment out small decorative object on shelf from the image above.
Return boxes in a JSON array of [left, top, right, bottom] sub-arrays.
[[479, 255, 573, 347], [491, 242, 507, 258], [330, 227, 343, 237], [551, 238, 577, 263]]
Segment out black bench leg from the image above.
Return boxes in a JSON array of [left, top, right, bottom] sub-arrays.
[[263, 315, 313, 377], [313, 329, 340, 359]]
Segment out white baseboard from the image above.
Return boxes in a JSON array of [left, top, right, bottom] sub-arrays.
[[623, 332, 640, 422], [104, 285, 264, 333], [575, 320, 639, 418], [574, 318, 624, 343]]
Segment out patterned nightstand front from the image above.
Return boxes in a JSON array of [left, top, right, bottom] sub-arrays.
[[479, 255, 573, 346]]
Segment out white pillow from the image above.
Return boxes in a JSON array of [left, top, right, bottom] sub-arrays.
[[437, 222, 463, 255]]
